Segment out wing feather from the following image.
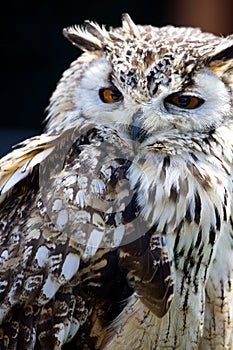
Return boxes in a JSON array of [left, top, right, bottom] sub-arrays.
[[0, 130, 75, 201], [0, 124, 173, 349]]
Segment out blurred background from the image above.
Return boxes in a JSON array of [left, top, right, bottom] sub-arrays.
[[1, 0, 232, 156]]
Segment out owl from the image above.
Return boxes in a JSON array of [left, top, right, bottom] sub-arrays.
[[0, 13, 233, 350]]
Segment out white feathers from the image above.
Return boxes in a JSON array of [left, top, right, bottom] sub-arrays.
[[35, 245, 50, 268], [39, 274, 61, 303], [61, 253, 80, 281], [83, 229, 105, 259], [56, 209, 69, 230]]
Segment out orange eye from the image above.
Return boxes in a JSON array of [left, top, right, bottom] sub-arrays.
[[165, 94, 204, 109], [99, 87, 123, 103]]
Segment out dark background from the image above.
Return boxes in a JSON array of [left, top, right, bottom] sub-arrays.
[[1, 0, 232, 156]]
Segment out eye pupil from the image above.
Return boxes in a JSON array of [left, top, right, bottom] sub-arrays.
[[99, 87, 123, 103], [111, 90, 122, 101], [177, 96, 191, 107]]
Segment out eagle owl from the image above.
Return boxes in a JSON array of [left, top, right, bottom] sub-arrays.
[[0, 13, 233, 350]]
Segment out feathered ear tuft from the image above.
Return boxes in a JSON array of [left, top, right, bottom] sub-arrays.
[[63, 14, 138, 52], [63, 20, 109, 52], [121, 13, 140, 38], [209, 35, 233, 74], [211, 44, 233, 62]]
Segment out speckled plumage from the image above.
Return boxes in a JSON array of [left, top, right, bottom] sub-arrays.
[[0, 14, 233, 350]]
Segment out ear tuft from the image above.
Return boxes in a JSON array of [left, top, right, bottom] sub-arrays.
[[211, 43, 233, 63], [63, 21, 109, 52], [121, 13, 140, 38], [208, 36, 233, 75], [63, 14, 138, 52], [209, 35, 233, 62]]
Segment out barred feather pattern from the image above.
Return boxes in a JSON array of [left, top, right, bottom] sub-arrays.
[[0, 13, 233, 350], [0, 121, 232, 349], [97, 124, 233, 350]]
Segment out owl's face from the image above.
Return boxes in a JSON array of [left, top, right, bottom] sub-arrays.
[[46, 14, 233, 140], [73, 56, 230, 136]]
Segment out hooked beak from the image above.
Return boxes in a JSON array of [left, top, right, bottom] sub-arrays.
[[131, 110, 147, 143]]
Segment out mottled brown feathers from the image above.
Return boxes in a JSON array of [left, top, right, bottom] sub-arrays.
[[0, 13, 233, 350]]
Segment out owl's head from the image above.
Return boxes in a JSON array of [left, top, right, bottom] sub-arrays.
[[46, 14, 233, 138]]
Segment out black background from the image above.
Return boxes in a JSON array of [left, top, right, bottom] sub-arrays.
[[1, 0, 232, 156]]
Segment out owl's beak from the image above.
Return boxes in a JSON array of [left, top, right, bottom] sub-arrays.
[[131, 110, 147, 143]]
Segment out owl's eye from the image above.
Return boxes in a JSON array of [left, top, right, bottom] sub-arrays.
[[165, 94, 204, 109], [99, 87, 123, 103]]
